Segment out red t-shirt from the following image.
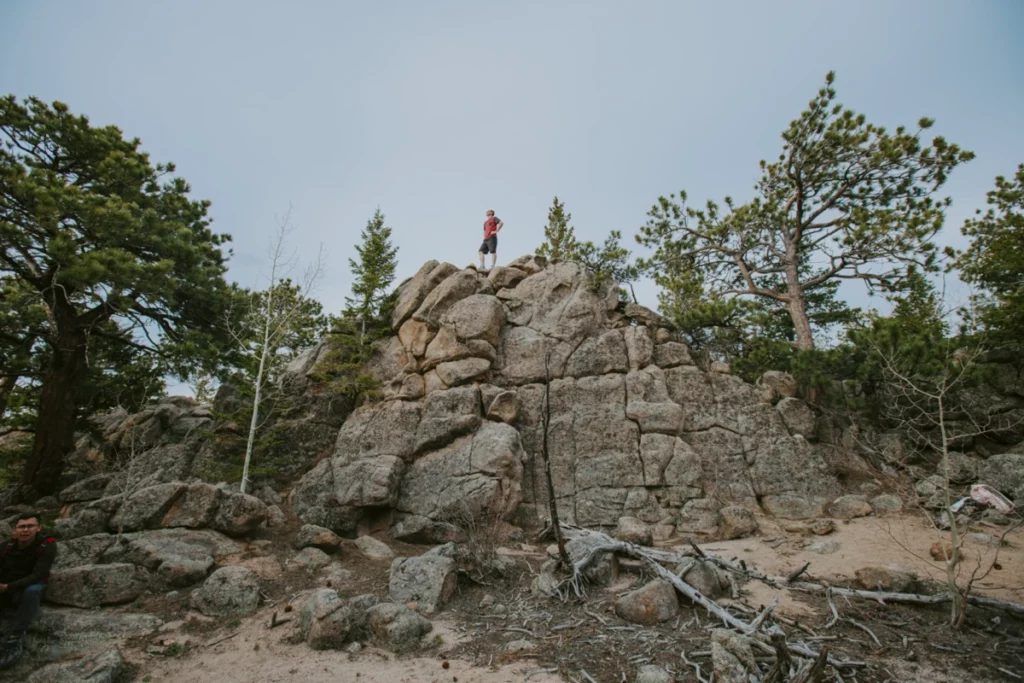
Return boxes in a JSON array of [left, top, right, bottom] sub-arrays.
[[484, 216, 501, 239]]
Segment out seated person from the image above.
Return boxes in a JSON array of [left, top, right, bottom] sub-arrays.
[[0, 512, 56, 668]]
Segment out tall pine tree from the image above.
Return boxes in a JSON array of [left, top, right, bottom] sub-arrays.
[[346, 208, 398, 339]]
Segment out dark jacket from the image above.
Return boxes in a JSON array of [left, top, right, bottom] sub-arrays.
[[0, 533, 57, 591]]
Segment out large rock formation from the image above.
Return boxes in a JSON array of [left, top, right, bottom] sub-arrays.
[[291, 256, 844, 540]]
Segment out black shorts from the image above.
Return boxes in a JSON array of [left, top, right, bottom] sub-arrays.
[[479, 235, 497, 254]]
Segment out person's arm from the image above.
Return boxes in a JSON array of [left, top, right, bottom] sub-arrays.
[[6, 542, 56, 591], [495, 219, 504, 232]]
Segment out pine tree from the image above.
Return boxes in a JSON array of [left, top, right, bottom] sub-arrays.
[[537, 197, 579, 260], [638, 71, 973, 351], [346, 209, 399, 339], [0, 96, 235, 495]]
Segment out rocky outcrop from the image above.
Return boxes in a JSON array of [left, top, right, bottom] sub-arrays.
[[291, 257, 844, 537]]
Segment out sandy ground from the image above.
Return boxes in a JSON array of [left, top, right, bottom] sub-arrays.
[[135, 611, 564, 683], [694, 512, 1024, 618]]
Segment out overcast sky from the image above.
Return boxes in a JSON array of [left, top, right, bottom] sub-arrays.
[[3, 1, 1022, 328]]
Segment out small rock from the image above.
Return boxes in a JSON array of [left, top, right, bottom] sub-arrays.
[[365, 602, 433, 651], [930, 541, 954, 561], [479, 594, 495, 608], [870, 494, 903, 516], [635, 664, 675, 683], [355, 535, 395, 560], [491, 603, 507, 615], [504, 639, 536, 654], [809, 519, 835, 535], [614, 516, 653, 545], [710, 361, 731, 374], [854, 565, 919, 592], [858, 481, 883, 497], [320, 565, 354, 588], [295, 524, 342, 552], [293, 547, 332, 571], [389, 554, 458, 614], [266, 504, 287, 527], [718, 506, 758, 540], [212, 491, 269, 536], [652, 523, 675, 542], [299, 588, 355, 650], [965, 532, 1003, 547], [614, 579, 678, 625], [345, 641, 362, 653], [827, 495, 872, 519], [808, 540, 840, 555], [674, 557, 727, 599], [191, 566, 260, 617], [711, 629, 756, 683], [982, 509, 1013, 526]]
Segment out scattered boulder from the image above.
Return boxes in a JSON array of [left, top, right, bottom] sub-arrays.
[[388, 553, 458, 614], [191, 566, 260, 617], [711, 629, 757, 683], [46, 564, 148, 608], [978, 453, 1024, 503], [565, 534, 619, 586], [365, 602, 433, 651], [212, 491, 268, 536], [870, 494, 903, 516], [109, 482, 186, 532], [614, 579, 678, 625], [295, 524, 343, 552], [718, 506, 757, 540], [809, 519, 836, 535], [292, 547, 333, 571], [299, 588, 356, 650], [614, 516, 653, 545], [355, 535, 395, 560], [855, 565, 919, 593], [827, 495, 872, 519], [674, 557, 727, 599], [26, 645, 125, 683], [162, 482, 221, 528]]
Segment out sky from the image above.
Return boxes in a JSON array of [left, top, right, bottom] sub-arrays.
[[2, 1, 1023, 353]]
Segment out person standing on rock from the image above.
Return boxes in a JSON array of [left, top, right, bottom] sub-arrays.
[[478, 209, 503, 270], [0, 512, 56, 668]]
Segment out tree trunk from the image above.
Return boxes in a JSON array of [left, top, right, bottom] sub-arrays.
[[21, 327, 88, 496], [784, 258, 815, 351], [0, 374, 17, 424], [787, 294, 815, 351]]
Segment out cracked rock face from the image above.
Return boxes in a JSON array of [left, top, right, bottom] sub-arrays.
[[291, 256, 844, 537]]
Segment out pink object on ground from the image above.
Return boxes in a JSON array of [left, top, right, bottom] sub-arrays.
[[971, 484, 1015, 515]]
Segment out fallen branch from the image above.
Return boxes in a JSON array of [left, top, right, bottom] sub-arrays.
[[791, 581, 1024, 618]]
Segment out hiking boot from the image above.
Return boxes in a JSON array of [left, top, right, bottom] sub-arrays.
[[0, 635, 22, 669]]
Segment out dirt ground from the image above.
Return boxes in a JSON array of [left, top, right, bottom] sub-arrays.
[[8, 511, 1024, 682]]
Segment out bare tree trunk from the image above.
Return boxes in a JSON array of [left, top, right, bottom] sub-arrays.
[[937, 392, 964, 625], [542, 355, 570, 568], [240, 291, 273, 495]]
